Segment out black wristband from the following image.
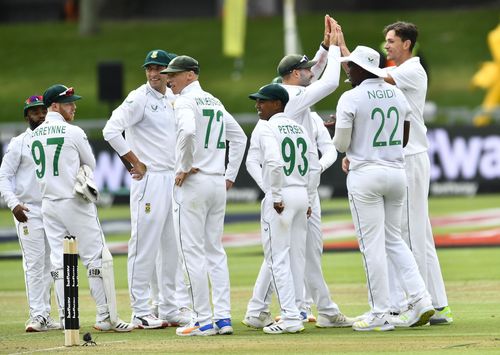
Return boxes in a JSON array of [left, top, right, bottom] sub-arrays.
[[321, 42, 329, 51]]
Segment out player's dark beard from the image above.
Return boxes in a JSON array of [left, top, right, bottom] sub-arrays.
[[29, 120, 40, 130]]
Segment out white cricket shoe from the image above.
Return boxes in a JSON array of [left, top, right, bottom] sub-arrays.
[[176, 321, 217, 336], [263, 321, 304, 334], [45, 316, 62, 330], [94, 317, 134, 332], [352, 313, 394, 332], [316, 313, 355, 328], [214, 318, 233, 335], [353, 310, 371, 322], [430, 306, 453, 325], [160, 311, 191, 327], [395, 297, 435, 328], [25, 315, 47, 332], [132, 314, 165, 329], [241, 311, 274, 329], [275, 311, 311, 323]]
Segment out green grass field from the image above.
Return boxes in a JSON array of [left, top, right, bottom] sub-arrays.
[[1, 196, 500, 354], [0, 8, 498, 125]]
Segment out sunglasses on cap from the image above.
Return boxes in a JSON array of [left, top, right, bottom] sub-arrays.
[[58, 87, 74, 97], [288, 55, 310, 73], [25, 95, 43, 105]]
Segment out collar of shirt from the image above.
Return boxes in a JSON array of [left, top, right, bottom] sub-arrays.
[[145, 82, 169, 100], [268, 112, 288, 121], [45, 111, 66, 122], [359, 77, 386, 86], [180, 80, 201, 95]]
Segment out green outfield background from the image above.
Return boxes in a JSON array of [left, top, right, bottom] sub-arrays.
[[1, 195, 500, 354], [1, 7, 500, 354], [0, 7, 498, 124]]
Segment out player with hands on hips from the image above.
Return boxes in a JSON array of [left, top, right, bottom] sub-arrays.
[[333, 46, 434, 331], [103, 50, 191, 329], [161, 55, 247, 336], [30, 84, 133, 332], [0, 95, 61, 332], [246, 84, 314, 334]]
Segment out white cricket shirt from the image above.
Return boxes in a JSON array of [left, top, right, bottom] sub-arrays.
[[174, 81, 247, 182], [246, 113, 313, 203], [0, 129, 42, 210], [335, 78, 411, 170], [385, 57, 428, 156], [31, 112, 96, 200], [281, 45, 341, 173], [103, 83, 176, 172]]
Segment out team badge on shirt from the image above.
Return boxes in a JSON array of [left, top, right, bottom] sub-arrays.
[[145, 203, 151, 214], [23, 225, 29, 236]]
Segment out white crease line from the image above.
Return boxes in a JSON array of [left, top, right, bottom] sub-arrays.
[[8, 340, 127, 355]]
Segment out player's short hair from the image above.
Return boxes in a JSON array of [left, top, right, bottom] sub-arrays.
[[383, 21, 418, 52]]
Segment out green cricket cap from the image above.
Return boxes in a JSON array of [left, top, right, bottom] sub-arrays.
[[23, 95, 45, 116], [249, 83, 289, 105], [43, 85, 82, 107], [143, 49, 177, 68], [277, 54, 317, 76], [160, 55, 200, 74]]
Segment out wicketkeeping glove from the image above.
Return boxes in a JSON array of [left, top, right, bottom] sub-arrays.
[[74, 165, 100, 203]]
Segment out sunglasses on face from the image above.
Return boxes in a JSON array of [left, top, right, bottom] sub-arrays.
[[25, 95, 43, 105], [58, 87, 74, 97]]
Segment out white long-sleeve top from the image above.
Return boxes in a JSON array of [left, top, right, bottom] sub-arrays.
[[0, 128, 42, 210], [102, 82, 176, 172], [174, 81, 247, 182], [282, 45, 341, 174], [384, 57, 428, 156], [31, 112, 96, 200], [246, 113, 314, 203]]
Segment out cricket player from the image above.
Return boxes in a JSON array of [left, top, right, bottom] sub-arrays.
[[383, 22, 452, 324], [243, 15, 353, 329], [161, 55, 247, 336], [337, 21, 452, 324], [103, 49, 190, 329], [0, 95, 60, 332], [32, 84, 133, 332], [246, 83, 314, 334], [333, 46, 434, 331]]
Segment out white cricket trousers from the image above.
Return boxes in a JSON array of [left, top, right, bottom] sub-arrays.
[[347, 165, 429, 315], [259, 186, 308, 328], [173, 173, 230, 326], [15, 203, 53, 319], [389, 152, 449, 309], [128, 171, 181, 318], [42, 198, 109, 321], [303, 189, 342, 316]]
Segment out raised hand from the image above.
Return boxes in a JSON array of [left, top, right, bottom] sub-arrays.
[[322, 14, 332, 48]]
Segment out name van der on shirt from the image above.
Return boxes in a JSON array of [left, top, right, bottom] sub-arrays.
[[367, 89, 396, 100], [32, 125, 67, 137], [195, 97, 221, 107]]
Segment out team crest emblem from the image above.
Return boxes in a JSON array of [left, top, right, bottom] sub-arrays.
[[151, 51, 158, 59], [145, 203, 151, 213], [23, 226, 29, 235]]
